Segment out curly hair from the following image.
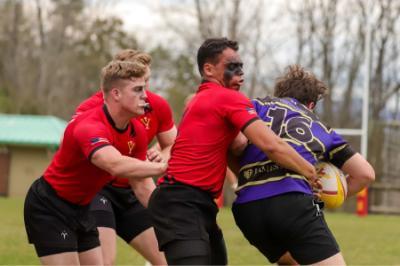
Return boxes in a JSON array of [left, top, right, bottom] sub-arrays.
[[274, 65, 328, 105]]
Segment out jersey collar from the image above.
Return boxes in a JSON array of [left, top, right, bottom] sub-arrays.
[[102, 104, 129, 133]]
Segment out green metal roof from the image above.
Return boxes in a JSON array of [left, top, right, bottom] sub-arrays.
[[0, 114, 67, 148]]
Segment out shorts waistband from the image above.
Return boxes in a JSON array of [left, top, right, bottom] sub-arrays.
[[160, 175, 215, 200], [38, 177, 90, 210]]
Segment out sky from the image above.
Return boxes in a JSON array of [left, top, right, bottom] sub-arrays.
[[102, 0, 172, 48], [108, 1, 160, 33]]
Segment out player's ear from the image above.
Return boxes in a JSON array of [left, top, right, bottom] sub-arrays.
[[203, 62, 214, 77], [307, 102, 315, 110], [110, 87, 121, 101]]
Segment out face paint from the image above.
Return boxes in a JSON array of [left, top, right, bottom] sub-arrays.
[[223, 61, 243, 85]]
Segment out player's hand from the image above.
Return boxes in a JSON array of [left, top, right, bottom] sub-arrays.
[[303, 163, 318, 184], [147, 148, 163, 162], [311, 178, 323, 200], [317, 167, 326, 176], [159, 162, 168, 174]]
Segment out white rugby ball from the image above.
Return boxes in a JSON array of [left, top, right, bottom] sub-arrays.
[[315, 161, 348, 209]]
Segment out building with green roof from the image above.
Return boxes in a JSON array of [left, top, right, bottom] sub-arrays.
[[0, 114, 67, 197]]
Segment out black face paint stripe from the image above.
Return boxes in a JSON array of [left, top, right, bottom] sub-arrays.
[[223, 62, 243, 85]]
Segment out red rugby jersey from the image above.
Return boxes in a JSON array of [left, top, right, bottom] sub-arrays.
[[74, 90, 174, 188], [160, 82, 258, 198], [44, 105, 147, 205]]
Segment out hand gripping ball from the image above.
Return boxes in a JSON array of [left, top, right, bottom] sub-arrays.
[[316, 161, 348, 209]]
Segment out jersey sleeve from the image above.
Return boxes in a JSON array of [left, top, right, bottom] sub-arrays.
[[153, 94, 175, 133], [221, 91, 259, 131], [73, 122, 112, 160], [327, 131, 356, 168]]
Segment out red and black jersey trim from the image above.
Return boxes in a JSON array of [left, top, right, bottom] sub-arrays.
[[88, 144, 111, 161], [103, 105, 129, 133], [241, 117, 259, 132]]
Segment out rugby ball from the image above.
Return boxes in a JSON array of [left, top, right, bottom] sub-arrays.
[[315, 162, 348, 209]]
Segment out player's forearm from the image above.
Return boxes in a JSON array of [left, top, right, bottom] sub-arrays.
[[111, 156, 167, 179], [266, 139, 316, 181], [243, 120, 316, 181], [129, 177, 156, 207], [156, 126, 177, 162], [160, 145, 172, 162], [346, 175, 370, 197], [341, 153, 375, 197]]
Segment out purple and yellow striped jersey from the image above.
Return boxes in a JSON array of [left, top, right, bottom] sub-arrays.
[[235, 97, 355, 204]]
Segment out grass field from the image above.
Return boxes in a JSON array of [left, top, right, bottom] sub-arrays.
[[1, 197, 399, 265]]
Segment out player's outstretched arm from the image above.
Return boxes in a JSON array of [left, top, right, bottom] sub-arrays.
[[91, 145, 167, 179], [242, 120, 317, 182], [340, 153, 375, 197]]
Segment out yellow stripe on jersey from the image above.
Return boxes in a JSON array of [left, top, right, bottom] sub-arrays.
[[237, 174, 309, 190], [329, 144, 348, 160], [240, 160, 274, 172], [282, 137, 320, 162], [314, 120, 333, 134]]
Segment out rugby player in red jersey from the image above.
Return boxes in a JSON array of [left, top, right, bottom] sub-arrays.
[[147, 37, 318, 265], [74, 50, 175, 265], [23, 60, 167, 265]]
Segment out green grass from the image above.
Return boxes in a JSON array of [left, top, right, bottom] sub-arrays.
[[1, 197, 399, 265]]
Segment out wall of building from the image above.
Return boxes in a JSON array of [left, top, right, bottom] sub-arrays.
[[0, 146, 10, 196], [8, 146, 53, 197]]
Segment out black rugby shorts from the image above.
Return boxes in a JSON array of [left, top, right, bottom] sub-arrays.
[[89, 184, 152, 243], [149, 184, 222, 247], [232, 192, 340, 264], [24, 178, 100, 257], [148, 182, 227, 262]]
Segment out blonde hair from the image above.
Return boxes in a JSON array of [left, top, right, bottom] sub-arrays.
[[113, 49, 152, 66], [100, 60, 147, 93]]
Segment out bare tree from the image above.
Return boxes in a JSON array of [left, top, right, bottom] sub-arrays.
[[370, 0, 400, 120], [286, 0, 340, 124], [0, 0, 138, 118], [367, 0, 400, 181], [156, 0, 273, 99]]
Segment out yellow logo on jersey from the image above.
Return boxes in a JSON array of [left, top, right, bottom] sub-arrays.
[[140, 117, 151, 130], [127, 141, 135, 154], [243, 169, 254, 179]]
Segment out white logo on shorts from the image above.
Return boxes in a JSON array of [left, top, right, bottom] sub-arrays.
[[61, 230, 68, 240], [100, 197, 108, 205]]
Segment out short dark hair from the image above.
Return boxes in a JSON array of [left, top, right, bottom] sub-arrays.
[[197, 37, 239, 76], [274, 64, 328, 105]]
